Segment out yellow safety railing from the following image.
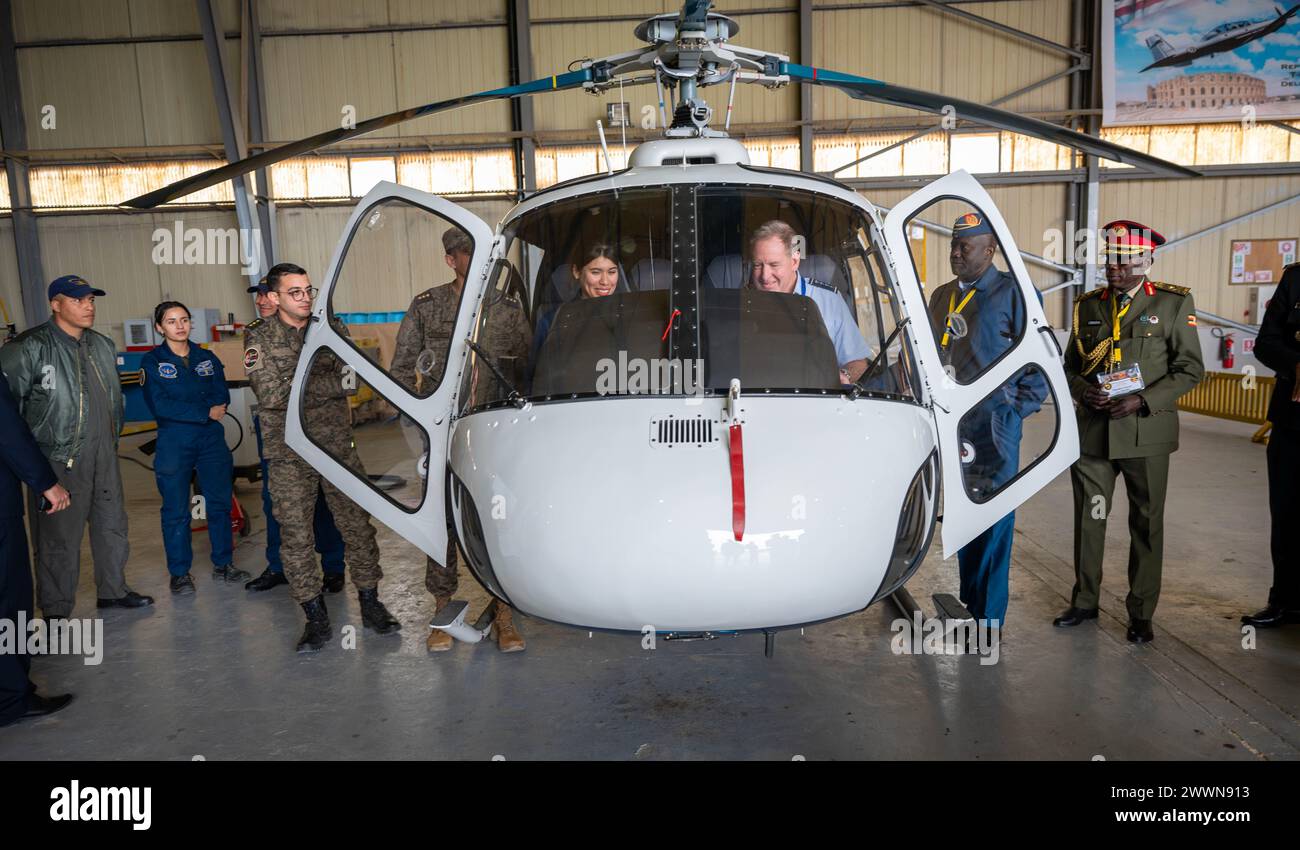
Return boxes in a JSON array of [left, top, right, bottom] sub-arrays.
[[1177, 370, 1275, 442]]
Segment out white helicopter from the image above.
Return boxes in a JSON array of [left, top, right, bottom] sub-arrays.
[[127, 1, 1195, 647]]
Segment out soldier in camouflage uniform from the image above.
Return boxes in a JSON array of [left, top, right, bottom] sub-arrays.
[[244, 262, 401, 652], [391, 228, 530, 653]]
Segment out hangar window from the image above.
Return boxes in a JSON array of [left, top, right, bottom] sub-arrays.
[[349, 156, 397, 197], [949, 133, 1000, 174]]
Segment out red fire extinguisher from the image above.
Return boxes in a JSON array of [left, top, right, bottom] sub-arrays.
[[1220, 333, 1235, 369]]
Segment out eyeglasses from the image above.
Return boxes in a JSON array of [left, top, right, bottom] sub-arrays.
[[280, 286, 318, 301]]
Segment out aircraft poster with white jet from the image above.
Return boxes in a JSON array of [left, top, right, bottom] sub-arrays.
[[1102, 0, 1300, 126]]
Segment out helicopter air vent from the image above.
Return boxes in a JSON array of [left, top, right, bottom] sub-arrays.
[[649, 415, 719, 448], [628, 137, 751, 167]]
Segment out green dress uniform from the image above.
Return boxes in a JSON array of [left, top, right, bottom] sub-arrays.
[[1063, 279, 1205, 621]]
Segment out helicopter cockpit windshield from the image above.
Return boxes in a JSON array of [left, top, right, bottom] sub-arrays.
[[462, 184, 919, 412]]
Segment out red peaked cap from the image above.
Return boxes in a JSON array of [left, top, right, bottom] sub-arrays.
[[1101, 219, 1165, 256]]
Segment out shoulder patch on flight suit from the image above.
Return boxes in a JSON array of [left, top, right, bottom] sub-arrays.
[[1151, 281, 1191, 297], [244, 345, 263, 372]]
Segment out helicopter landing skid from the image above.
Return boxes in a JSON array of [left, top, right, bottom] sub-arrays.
[[428, 599, 493, 644]]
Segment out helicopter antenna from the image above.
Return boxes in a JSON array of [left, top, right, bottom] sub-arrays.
[[619, 76, 628, 158], [596, 120, 615, 175], [724, 66, 738, 131]]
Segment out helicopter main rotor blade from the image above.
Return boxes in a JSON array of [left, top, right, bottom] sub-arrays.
[[121, 69, 597, 209], [783, 63, 1199, 178]]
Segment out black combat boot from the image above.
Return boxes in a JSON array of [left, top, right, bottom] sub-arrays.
[[296, 594, 332, 653], [357, 587, 401, 635]]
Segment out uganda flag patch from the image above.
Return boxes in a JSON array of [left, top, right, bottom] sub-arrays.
[[1187, 314, 1198, 327]]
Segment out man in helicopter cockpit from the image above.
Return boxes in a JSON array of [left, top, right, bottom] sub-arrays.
[[747, 221, 871, 384]]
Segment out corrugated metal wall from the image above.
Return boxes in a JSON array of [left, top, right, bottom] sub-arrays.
[[1099, 174, 1300, 324]]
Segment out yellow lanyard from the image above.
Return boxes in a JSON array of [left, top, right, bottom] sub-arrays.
[[1110, 294, 1132, 365], [941, 286, 977, 348]]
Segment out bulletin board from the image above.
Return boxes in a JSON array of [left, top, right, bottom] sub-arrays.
[[1230, 238, 1297, 286]]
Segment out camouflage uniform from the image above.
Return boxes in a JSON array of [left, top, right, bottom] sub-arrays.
[[243, 314, 383, 604], [390, 282, 529, 598]]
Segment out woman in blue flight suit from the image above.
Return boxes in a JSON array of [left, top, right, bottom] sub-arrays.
[[141, 302, 251, 593]]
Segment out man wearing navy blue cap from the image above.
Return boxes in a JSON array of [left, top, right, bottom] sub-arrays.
[[0, 275, 153, 618], [241, 277, 348, 593], [925, 213, 1047, 638]]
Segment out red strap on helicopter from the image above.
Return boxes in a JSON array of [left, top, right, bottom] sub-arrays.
[[661, 308, 681, 342], [729, 423, 745, 541]]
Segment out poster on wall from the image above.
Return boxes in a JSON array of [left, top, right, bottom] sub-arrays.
[[1229, 237, 1297, 284], [1102, 0, 1300, 126]]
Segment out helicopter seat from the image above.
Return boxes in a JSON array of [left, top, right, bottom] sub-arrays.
[[629, 258, 673, 291], [802, 253, 856, 313], [704, 254, 745, 289]]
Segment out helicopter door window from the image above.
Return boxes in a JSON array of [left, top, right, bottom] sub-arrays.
[[848, 235, 919, 400], [903, 200, 1029, 387], [299, 347, 432, 513], [901, 197, 1058, 502], [327, 197, 476, 400], [460, 259, 533, 410], [956, 363, 1058, 503]]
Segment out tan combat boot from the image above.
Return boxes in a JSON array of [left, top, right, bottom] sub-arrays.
[[492, 601, 526, 653], [427, 595, 454, 652]]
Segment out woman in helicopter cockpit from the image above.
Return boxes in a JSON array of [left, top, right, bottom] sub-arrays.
[[527, 244, 621, 390]]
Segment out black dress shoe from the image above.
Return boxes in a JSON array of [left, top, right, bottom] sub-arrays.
[[1053, 607, 1099, 627], [23, 692, 73, 719], [245, 567, 288, 591], [1241, 604, 1300, 628], [1127, 618, 1154, 643], [1, 692, 73, 726], [170, 574, 195, 594], [322, 573, 345, 594], [96, 590, 154, 609]]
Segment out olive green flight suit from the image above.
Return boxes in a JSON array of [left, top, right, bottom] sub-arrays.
[[1063, 280, 1204, 620]]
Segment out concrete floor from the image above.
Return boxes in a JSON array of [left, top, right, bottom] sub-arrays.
[[1, 411, 1295, 760]]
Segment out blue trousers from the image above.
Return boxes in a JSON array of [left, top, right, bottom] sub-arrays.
[[154, 424, 233, 577], [0, 516, 34, 724], [958, 511, 1015, 625]]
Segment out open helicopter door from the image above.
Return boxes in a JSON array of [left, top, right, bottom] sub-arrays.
[[285, 181, 495, 562], [882, 170, 1079, 558]]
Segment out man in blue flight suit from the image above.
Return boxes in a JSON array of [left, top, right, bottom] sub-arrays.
[[925, 212, 1047, 633], [0, 375, 74, 726], [241, 279, 346, 594]]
